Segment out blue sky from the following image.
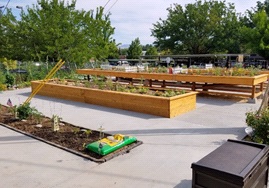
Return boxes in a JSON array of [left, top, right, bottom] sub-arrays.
[[0, 0, 258, 45]]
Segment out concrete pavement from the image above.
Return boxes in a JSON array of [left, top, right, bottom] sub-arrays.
[[0, 88, 262, 187]]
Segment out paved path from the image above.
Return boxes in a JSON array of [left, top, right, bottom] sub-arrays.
[[0, 88, 261, 187]]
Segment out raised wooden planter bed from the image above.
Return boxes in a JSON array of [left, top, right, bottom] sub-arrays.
[[31, 80, 197, 118], [76, 69, 268, 100]]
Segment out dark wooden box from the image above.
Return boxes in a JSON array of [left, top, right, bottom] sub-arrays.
[[191, 139, 269, 188]]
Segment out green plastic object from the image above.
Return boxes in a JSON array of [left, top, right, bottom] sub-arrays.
[[85, 134, 137, 156]]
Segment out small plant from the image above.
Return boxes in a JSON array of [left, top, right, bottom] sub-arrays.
[[154, 90, 162, 96], [16, 103, 38, 120], [105, 78, 114, 90], [232, 67, 245, 76], [84, 81, 91, 88], [148, 67, 155, 73], [91, 76, 106, 90], [31, 111, 43, 124], [157, 66, 168, 73], [73, 127, 80, 134], [74, 80, 80, 86], [8, 105, 17, 118], [162, 90, 177, 97], [246, 108, 269, 144], [52, 114, 62, 121], [97, 81, 105, 89], [248, 66, 260, 77], [196, 69, 202, 75], [180, 90, 186, 94], [127, 85, 137, 93], [84, 129, 92, 138], [206, 68, 213, 75], [212, 67, 223, 76], [138, 86, 149, 94], [161, 89, 185, 97], [114, 82, 127, 92]]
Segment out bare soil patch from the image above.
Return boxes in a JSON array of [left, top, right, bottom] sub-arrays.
[[0, 105, 141, 162]]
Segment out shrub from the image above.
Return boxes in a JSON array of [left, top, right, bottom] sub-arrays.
[[0, 71, 6, 85], [0, 84, 7, 91], [5, 73, 15, 88], [16, 103, 39, 120], [246, 109, 269, 144]]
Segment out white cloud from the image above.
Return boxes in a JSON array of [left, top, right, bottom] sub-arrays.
[[0, 0, 258, 45], [75, 0, 257, 45]]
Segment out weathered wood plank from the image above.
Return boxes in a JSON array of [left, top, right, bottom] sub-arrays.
[[31, 81, 197, 118]]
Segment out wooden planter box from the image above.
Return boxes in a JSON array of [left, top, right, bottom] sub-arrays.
[[77, 69, 267, 85], [31, 81, 197, 118], [76, 69, 267, 100]]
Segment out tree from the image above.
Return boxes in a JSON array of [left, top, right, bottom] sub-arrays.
[[119, 48, 128, 56], [151, 0, 241, 54], [241, 9, 269, 59], [256, 0, 269, 14], [0, 9, 18, 59], [145, 45, 158, 56], [12, 0, 117, 66], [127, 38, 142, 59]]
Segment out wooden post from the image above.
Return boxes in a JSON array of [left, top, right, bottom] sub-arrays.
[[260, 82, 264, 92], [203, 83, 208, 91], [192, 82, 196, 91], [162, 80, 166, 88], [251, 85, 256, 99], [149, 79, 152, 87]]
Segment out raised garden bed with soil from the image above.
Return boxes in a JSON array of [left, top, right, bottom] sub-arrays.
[[31, 79, 197, 118], [76, 69, 267, 100], [0, 105, 142, 163]]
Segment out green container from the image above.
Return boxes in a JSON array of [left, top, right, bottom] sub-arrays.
[[86, 134, 137, 156]]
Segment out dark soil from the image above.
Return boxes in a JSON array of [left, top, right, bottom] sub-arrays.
[[0, 105, 141, 162]]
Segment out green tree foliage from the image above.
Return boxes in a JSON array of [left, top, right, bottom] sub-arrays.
[[0, 71, 6, 85], [3, 0, 117, 66], [127, 38, 142, 59], [145, 45, 158, 56], [256, 0, 269, 14], [151, 0, 241, 54], [119, 48, 128, 56], [0, 58, 17, 71], [0, 9, 18, 59], [240, 1, 269, 59]]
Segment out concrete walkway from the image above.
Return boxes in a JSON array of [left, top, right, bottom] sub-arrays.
[[0, 88, 261, 187]]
